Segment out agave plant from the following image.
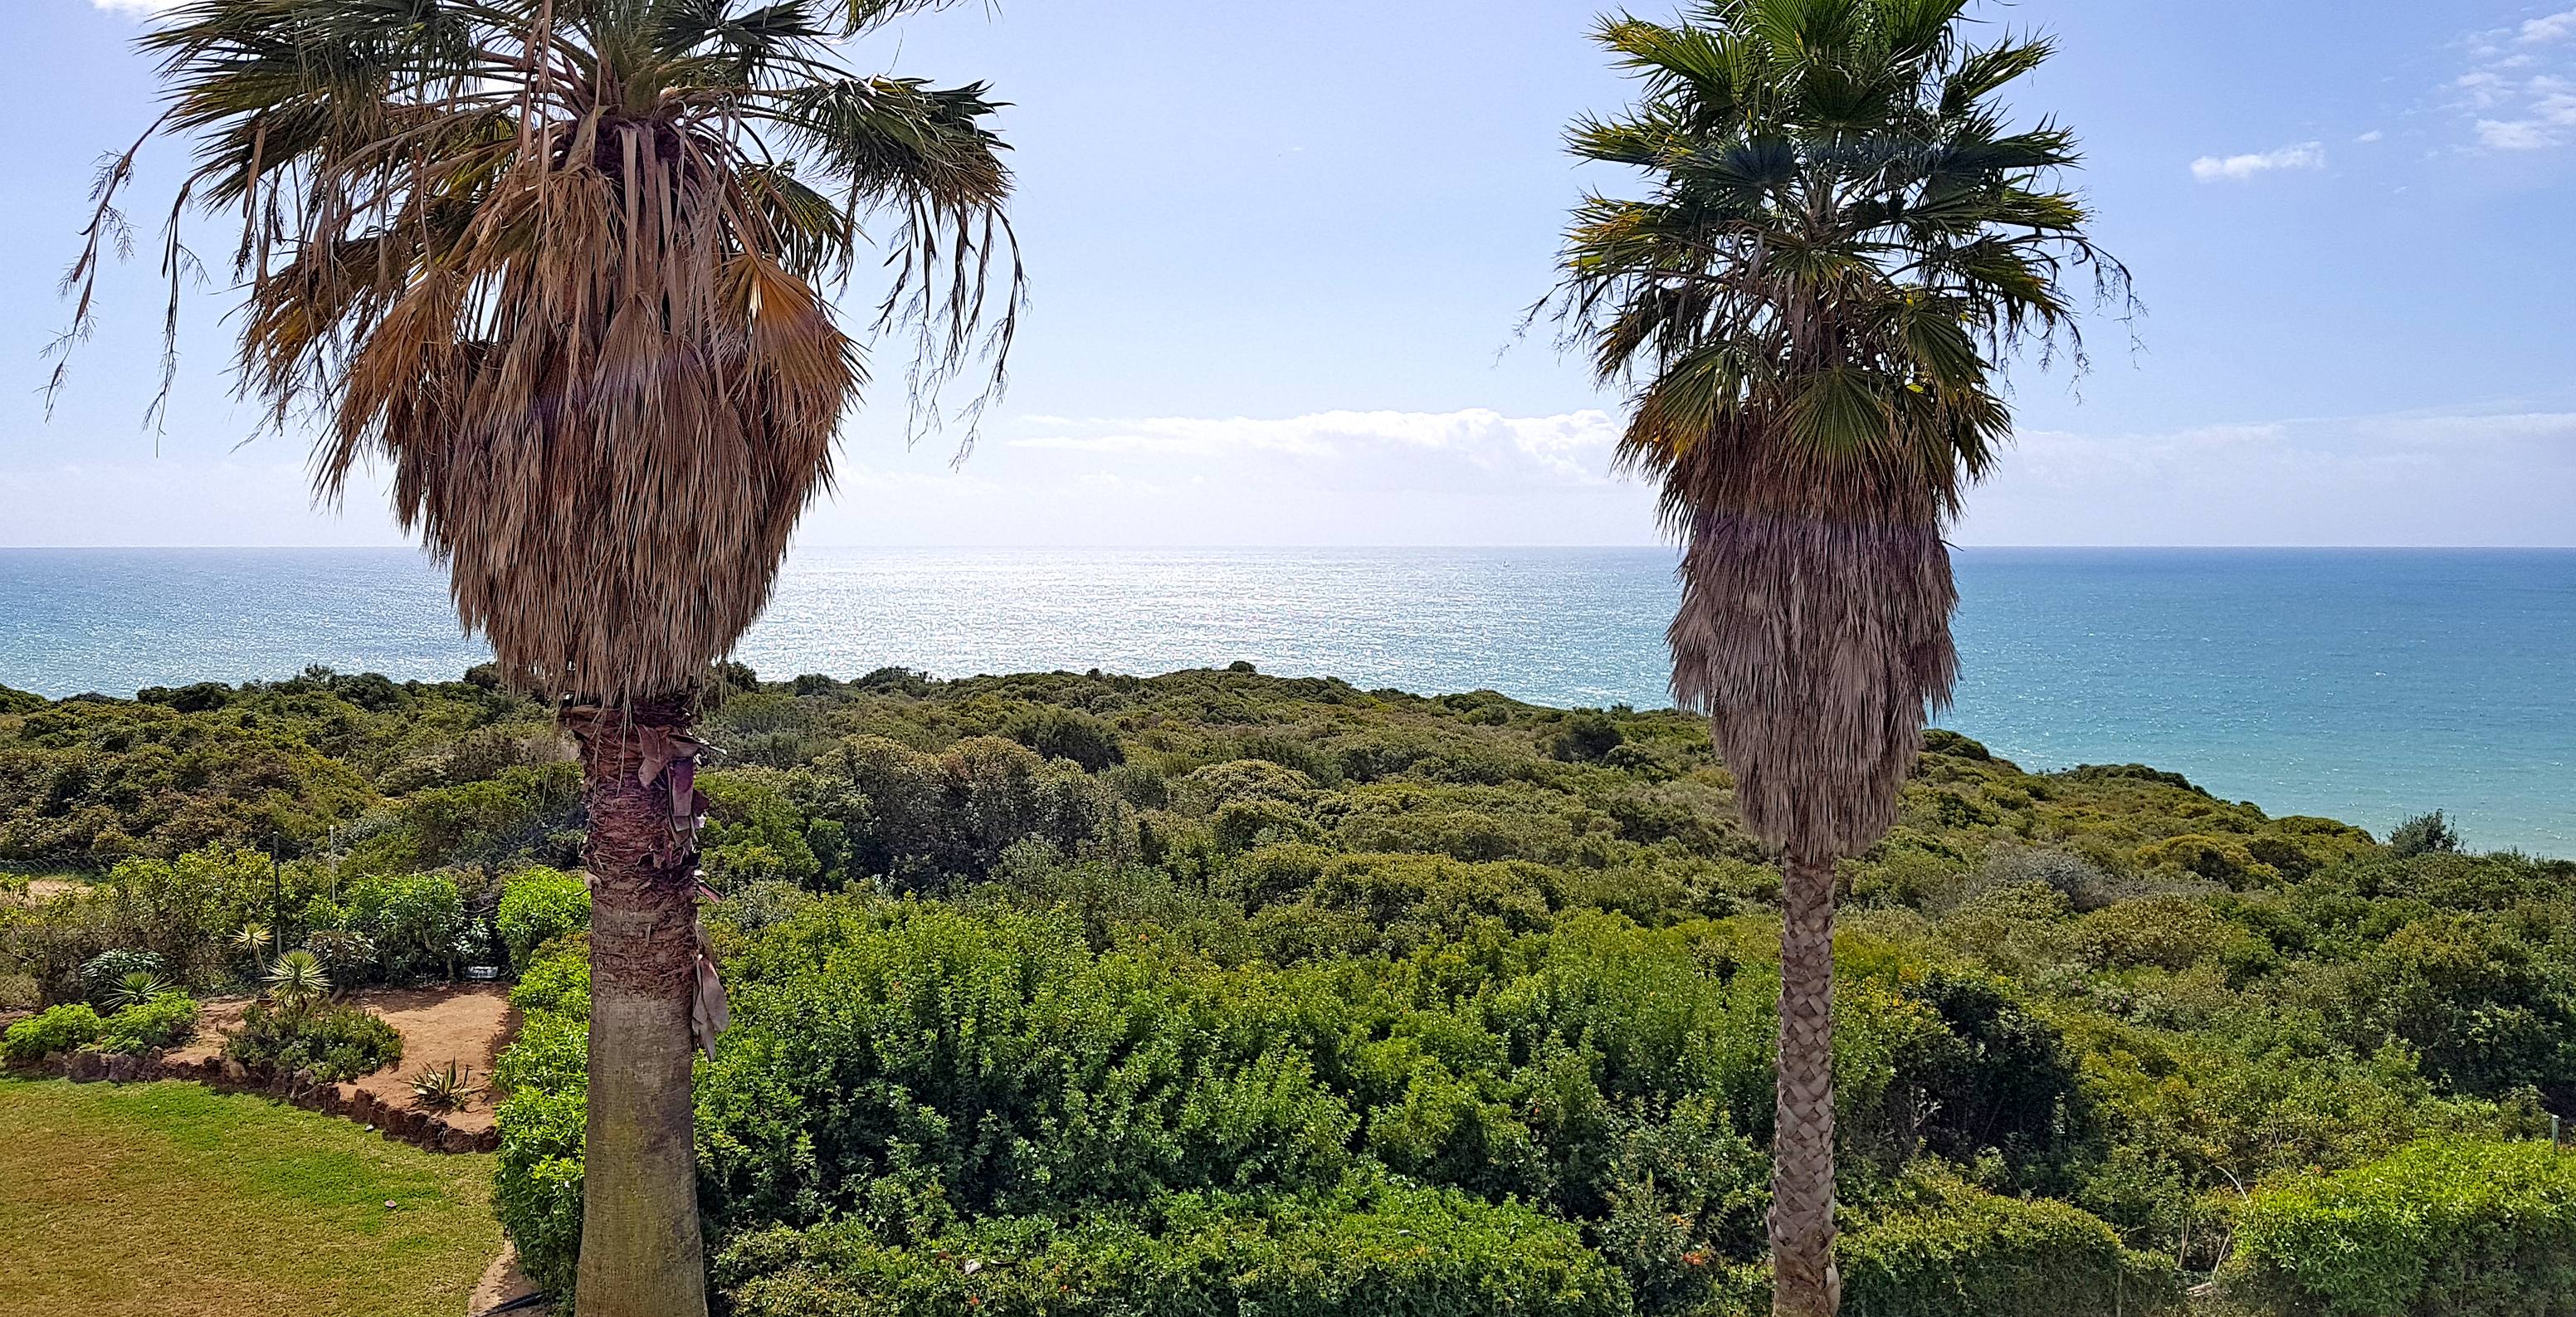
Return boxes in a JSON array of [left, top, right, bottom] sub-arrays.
[[232, 923, 273, 963], [107, 971, 175, 1010], [264, 949, 332, 1014], [409, 1061, 481, 1111]]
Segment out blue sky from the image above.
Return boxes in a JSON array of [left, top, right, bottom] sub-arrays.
[[4, 0, 2572, 546]]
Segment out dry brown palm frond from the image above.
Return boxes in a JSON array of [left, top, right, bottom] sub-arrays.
[[61, 1, 1022, 705]]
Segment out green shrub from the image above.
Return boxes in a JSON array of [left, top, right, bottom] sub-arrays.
[[491, 932, 593, 1295], [97, 993, 199, 1054], [715, 1173, 1631, 1317], [3, 1003, 102, 1063], [495, 866, 591, 971], [345, 872, 466, 978], [999, 703, 1126, 772], [1839, 1164, 2186, 1317], [2227, 1138, 2576, 1317], [302, 927, 380, 983], [80, 949, 165, 1002], [222, 1001, 404, 1081]]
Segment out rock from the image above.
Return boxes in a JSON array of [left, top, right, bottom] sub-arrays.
[[222, 1058, 249, 1082], [473, 1127, 502, 1154], [348, 1090, 379, 1123], [103, 1053, 140, 1084], [68, 1051, 105, 1083]]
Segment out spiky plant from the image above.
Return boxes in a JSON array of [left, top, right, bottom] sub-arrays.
[[264, 949, 332, 1013], [232, 922, 272, 964], [409, 1059, 482, 1110], [109, 971, 176, 1010], [62, 4, 1018, 1313], [1552, 3, 2121, 1312]]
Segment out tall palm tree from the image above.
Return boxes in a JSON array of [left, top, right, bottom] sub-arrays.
[[1552, 3, 2120, 1313], [61, 3, 1019, 1313]]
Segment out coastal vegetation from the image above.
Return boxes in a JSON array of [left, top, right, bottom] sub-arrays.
[[4, 664, 2570, 1315]]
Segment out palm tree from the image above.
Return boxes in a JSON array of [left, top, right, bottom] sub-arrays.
[[1552, 3, 2120, 1313], [62, 3, 1019, 1313]]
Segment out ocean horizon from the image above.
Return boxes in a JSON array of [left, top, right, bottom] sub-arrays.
[[3, 544, 2569, 856]]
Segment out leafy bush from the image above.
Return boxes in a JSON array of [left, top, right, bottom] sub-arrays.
[[345, 873, 466, 978], [715, 1173, 1631, 1317], [80, 949, 166, 1003], [222, 1001, 404, 1081], [2388, 811, 2463, 858], [496, 866, 591, 970], [3, 1003, 101, 1063], [2227, 1138, 2576, 1317], [1000, 703, 1126, 772], [97, 993, 199, 1054], [303, 927, 380, 982], [1839, 1164, 2185, 1316]]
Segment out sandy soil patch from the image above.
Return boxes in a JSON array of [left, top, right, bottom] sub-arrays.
[[169, 983, 520, 1133]]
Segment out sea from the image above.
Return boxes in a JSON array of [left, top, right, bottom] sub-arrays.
[[1, 546, 2569, 857]]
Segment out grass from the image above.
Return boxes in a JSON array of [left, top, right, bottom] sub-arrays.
[[0, 1076, 502, 1317]]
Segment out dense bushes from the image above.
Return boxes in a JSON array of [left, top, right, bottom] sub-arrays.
[[3, 1002, 100, 1062], [1839, 1165, 2185, 1316], [717, 1173, 1631, 1317], [16, 663, 2576, 1314], [222, 1000, 403, 1081], [95, 993, 199, 1054], [2227, 1139, 2576, 1316], [495, 866, 590, 969], [497, 896, 2157, 1314]]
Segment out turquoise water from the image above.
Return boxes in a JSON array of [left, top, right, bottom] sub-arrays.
[[1, 546, 2567, 855]]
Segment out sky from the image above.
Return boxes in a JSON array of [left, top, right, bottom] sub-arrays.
[[2, 0, 2571, 548]]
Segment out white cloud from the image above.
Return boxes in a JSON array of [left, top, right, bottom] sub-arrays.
[[1955, 412, 2576, 547], [1006, 409, 1624, 488], [2189, 142, 2325, 182], [90, 0, 180, 15], [2521, 9, 2576, 44], [2445, 14, 2576, 149], [2355, 129, 2385, 143]]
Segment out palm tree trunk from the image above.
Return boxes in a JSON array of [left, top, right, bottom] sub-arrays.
[[567, 693, 708, 1317], [1770, 853, 1840, 1317]]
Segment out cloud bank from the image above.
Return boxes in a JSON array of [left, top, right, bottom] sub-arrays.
[[7, 407, 2569, 549], [2453, 9, 2576, 149]]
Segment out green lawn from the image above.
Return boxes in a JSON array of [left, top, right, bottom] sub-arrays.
[[0, 1076, 502, 1317]]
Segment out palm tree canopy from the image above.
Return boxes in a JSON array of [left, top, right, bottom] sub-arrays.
[[1559, 0, 2120, 521], [1554, 0, 2122, 861], [66, 0, 1021, 703]]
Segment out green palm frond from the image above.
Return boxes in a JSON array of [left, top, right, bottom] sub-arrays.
[[1553, 0, 2127, 521]]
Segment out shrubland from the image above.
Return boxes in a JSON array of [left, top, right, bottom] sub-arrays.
[[4, 664, 2569, 1315]]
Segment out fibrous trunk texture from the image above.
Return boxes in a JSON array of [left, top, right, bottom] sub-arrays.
[[1669, 505, 1957, 859], [568, 692, 708, 1317], [1666, 474, 1959, 1317], [1771, 855, 1840, 1317]]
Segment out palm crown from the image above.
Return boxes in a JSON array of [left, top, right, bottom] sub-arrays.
[[66, 0, 1020, 703], [1555, 0, 2122, 864], [1559, 0, 2120, 526]]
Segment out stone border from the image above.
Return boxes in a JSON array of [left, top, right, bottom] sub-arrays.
[[25, 1050, 501, 1154]]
